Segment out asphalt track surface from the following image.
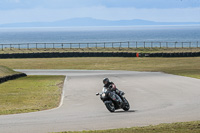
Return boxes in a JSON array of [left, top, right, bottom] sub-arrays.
[[0, 70, 200, 133]]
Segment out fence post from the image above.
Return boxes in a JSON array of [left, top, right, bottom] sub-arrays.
[[151, 42, 153, 48], [136, 42, 138, 48], [1, 44, 3, 51], [104, 42, 105, 48], [36, 43, 38, 49], [96, 43, 97, 48], [62, 43, 64, 49], [112, 42, 114, 48], [175, 42, 176, 48], [160, 42, 161, 48], [182, 42, 183, 48], [18, 44, 20, 50], [27, 43, 29, 50], [189, 42, 191, 48], [128, 42, 130, 48], [45, 43, 46, 49], [197, 41, 199, 48], [166, 42, 168, 48]]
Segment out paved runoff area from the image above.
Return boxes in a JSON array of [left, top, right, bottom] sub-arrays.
[[0, 70, 200, 133]]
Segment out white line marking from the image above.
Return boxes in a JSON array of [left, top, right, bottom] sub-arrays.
[[57, 76, 67, 109]]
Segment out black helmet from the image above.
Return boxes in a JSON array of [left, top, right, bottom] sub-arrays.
[[103, 78, 109, 84]]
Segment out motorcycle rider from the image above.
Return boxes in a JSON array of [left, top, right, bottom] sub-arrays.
[[103, 78, 124, 107]]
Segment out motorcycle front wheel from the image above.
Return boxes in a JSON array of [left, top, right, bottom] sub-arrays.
[[122, 97, 130, 111], [105, 102, 115, 112]]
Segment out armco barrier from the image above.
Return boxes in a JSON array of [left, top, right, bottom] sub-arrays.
[[0, 52, 199, 58], [0, 73, 27, 84]]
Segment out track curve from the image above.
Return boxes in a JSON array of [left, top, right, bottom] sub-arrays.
[[0, 70, 200, 133]]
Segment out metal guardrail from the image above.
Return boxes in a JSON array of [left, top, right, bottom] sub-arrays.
[[0, 41, 199, 50]]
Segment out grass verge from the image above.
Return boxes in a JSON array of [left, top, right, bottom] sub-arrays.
[[0, 65, 20, 78], [0, 57, 199, 79], [58, 121, 200, 133], [0, 75, 65, 115]]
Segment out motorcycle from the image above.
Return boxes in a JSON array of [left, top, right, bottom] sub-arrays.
[[96, 87, 130, 112]]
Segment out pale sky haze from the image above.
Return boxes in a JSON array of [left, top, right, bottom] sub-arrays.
[[0, 0, 200, 25]]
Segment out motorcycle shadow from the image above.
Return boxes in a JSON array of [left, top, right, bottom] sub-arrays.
[[114, 110, 137, 113]]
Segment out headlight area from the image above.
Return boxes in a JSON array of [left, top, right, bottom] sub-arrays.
[[102, 93, 106, 98]]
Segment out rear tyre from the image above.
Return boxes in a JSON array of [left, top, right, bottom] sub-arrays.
[[122, 97, 130, 111], [105, 102, 115, 112]]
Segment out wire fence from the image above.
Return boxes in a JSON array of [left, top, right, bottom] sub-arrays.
[[0, 41, 199, 50]]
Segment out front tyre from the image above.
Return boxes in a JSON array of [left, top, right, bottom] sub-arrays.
[[105, 102, 115, 112], [122, 97, 130, 111]]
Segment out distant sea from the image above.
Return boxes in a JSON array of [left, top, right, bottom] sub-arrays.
[[0, 25, 200, 45]]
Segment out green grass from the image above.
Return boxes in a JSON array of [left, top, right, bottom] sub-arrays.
[[1, 47, 200, 54], [58, 121, 200, 133], [0, 75, 65, 115], [0, 57, 200, 79], [0, 65, 20, 78]]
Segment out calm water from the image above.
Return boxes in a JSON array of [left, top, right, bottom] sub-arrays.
[[0, 26, 200, 48]]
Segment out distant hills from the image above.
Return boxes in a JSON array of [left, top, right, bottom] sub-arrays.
[[0, 18, 200, 27]]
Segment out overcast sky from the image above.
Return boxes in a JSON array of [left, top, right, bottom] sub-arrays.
[[0, 0, 200, 24]]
